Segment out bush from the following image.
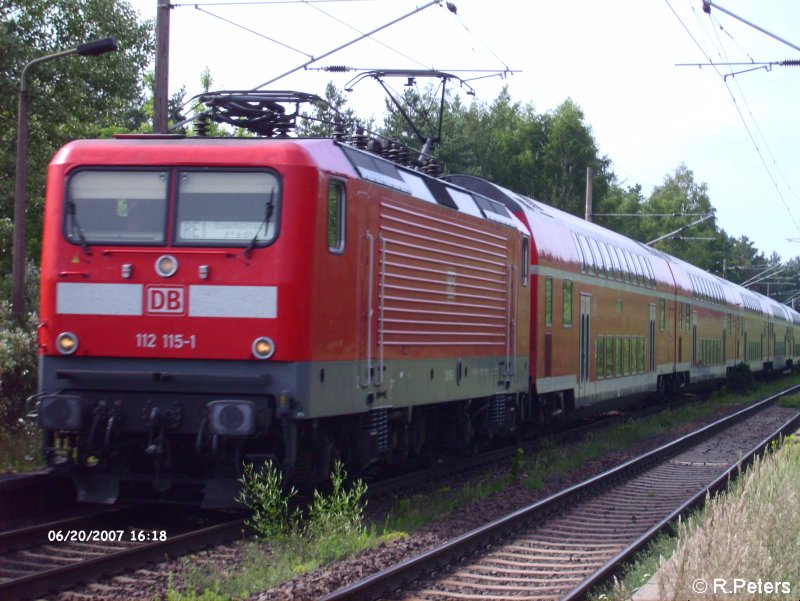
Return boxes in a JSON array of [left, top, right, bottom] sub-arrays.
[[726, 361, 754, 394], [236, 461, 301, 541], [305, 461, 367, 542], [236, 459, 368, 556], [0, 297, 39, 430]]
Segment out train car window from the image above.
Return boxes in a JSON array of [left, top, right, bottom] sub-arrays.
[[572, 232, 587, 273], [605, 337, 614, 378], [65, 170, 168, 245], [612, 247, 625, 281], [521, 238, 530, 286], [623, 337, 630, 376], [686, 303, 691, 332], [641, 256, 652, 287], [597, 337, 604, 379], [599, 242, 615, 279], [622, 250, 637, 285], [588, 238, 606, 278], [327, 180, 346, 253], [606, 244, 622, 280], [545, 277, 553, 327], [174, 171, 280, 247], [577, 235, 596, 275], [631, 254, 644, 286], [679, 302, 684, 331], [639, 336, 646, 373], [615, 337, 622, 377], [659, 298, 666, 331], [634, 255, 647, 287], [563, 280, 573, 327], [643, 257, 655, 287], [622, 248, 638, 284]]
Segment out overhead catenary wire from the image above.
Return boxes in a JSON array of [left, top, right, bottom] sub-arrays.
[[663, 0, 800, 243], [706, 11, 800, 234], [251, 0, 448, 89], [193, 5, 312, 58], [297, 0, 433, 70]]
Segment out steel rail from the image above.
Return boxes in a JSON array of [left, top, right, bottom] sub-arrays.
[[319, 384, 800, 601], [0, 508, 124, 554], [562, 397, 800, 600], [0, 516, 246, 601]]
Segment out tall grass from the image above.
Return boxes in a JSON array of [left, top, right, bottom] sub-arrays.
[[654, 435, 800, 600]]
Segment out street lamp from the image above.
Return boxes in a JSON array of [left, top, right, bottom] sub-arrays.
[[11, 37, 118, 321]]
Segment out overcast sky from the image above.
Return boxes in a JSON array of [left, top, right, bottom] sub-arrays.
[[127, 0, 800, 262]]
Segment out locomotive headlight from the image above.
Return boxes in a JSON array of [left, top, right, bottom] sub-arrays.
[[38, 395, 83, 430], [208, 400, 256, 436], [155, 254, 178, 277], [56, 332, 79, 355], [252, 337, 275, 360]]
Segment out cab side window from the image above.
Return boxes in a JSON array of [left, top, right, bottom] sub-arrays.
[[327, 180, 346, 253]]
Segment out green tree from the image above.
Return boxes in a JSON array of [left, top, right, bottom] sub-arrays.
[[641, 165, 719, 271], [538, 98, 611, 216], [1, 0, 154, 282], [297, 81, 367, 138], [721, 235, 768, 285], [593, 182, 646, 241]]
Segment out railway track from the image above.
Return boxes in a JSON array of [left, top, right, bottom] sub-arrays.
[[0, 507, 246, 601], [364, 392, 702, 500], [320, 385, 800, 601], [0, 386, 790, 599]]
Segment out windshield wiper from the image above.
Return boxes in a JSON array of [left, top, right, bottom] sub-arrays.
[[244, 189, 275, 259], [67, 200, 92, 256]]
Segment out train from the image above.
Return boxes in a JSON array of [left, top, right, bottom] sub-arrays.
[[34, 90, 800, 508]]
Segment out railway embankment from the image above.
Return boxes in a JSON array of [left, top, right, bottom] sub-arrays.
[[608, 398, 800, 601]]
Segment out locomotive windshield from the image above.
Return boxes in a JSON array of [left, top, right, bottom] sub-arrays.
[[65, 170, 169, 244], [174, 170, 279, 246], [63, 169, 280, 248]]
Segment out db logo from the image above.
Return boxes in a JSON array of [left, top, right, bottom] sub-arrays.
[[146, 286, 186, 315]]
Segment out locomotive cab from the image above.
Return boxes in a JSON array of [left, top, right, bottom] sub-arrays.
[[37, 137, 324, 506]]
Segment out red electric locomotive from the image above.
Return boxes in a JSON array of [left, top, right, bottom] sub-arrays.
[[36, 93, 532, 506]]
